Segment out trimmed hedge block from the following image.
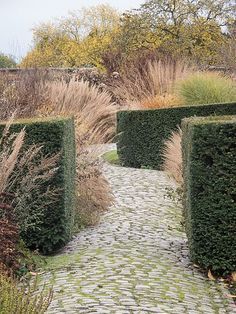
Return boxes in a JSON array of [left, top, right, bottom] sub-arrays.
[[182, 115, 236, 273], [117, 102, 236, 169], [0, 117, 76, 254]]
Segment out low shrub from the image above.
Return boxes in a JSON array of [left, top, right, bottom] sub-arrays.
[[0, 203, 20, 275], [182, 115, 236, 273], [0, 117, 76, 254], [0, 274, 52, 313], [0, 214, 46, 278], [117, 101, 236, 169], [176, 72, 236, 105]]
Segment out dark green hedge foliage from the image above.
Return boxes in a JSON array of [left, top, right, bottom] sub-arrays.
[[117, 102, 236, 169], [182, 115, 236, 273], [0, 117, 76, 254]]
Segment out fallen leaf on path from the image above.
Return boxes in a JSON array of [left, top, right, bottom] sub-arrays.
[[232, 272, 236, 282], [208, 269, 215, 281], [226, 294, 236, 298]]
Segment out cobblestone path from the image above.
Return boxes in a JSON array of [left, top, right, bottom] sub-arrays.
[[41, 149, 236, 314]]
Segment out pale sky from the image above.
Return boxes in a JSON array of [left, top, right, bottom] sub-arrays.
[[0, 0, 143, 60]]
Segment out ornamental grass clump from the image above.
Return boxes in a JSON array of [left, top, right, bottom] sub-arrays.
[[176, 72, 236, 105], [0, 118, 63, 253], [40, 78, 114, 226], [40, 77, 116, 144], [0, 273, 53, 314], [75, 145, 113, 226], [0, 73, 114, 228], [114, 59, 192, 108], [0, 69, 51, 120], [161, 127, 183, 184]]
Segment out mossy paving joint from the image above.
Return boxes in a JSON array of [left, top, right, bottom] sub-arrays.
[[38, 145, 236, 313]]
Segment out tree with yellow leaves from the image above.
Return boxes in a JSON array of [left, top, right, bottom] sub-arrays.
[[21, 1, 234, 70], [101, 0, 233, 72], [21, 4, 120, 68]]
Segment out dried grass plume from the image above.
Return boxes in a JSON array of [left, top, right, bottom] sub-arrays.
[[162, 127, 183, 184]]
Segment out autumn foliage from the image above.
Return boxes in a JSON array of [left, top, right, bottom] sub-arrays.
[[20, 1, 235, 71]]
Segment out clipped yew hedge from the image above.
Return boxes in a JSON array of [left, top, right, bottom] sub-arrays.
[[182, 115, 236, 273], [0, 117, 76, 254], [117, 102, 236, 169]]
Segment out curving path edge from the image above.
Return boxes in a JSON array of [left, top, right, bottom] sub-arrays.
[[39, 145, 236, 314]]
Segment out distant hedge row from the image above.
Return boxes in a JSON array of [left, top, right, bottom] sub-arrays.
[[0, 117, 76, 254], [182, 115, 236, 273], [117, 102, 236, 169]]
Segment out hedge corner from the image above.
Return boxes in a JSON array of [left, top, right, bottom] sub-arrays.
[[182, 115, 236, 273]]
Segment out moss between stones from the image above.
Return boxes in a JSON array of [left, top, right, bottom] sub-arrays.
[[102, 150, 120, 165]]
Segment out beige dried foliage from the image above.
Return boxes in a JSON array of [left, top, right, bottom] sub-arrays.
[[232, 272, 236, 282], [76, 157, 113, 225], [115, 59, 193, 108], [0, 72, 114, 227], [0, 69, 51, 120], [38, 78, 115, 225], [75, 142, 113, 226], [0, 128, 25, 194], [40, 77, 116, 144], [162, 127, 183, 184]]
